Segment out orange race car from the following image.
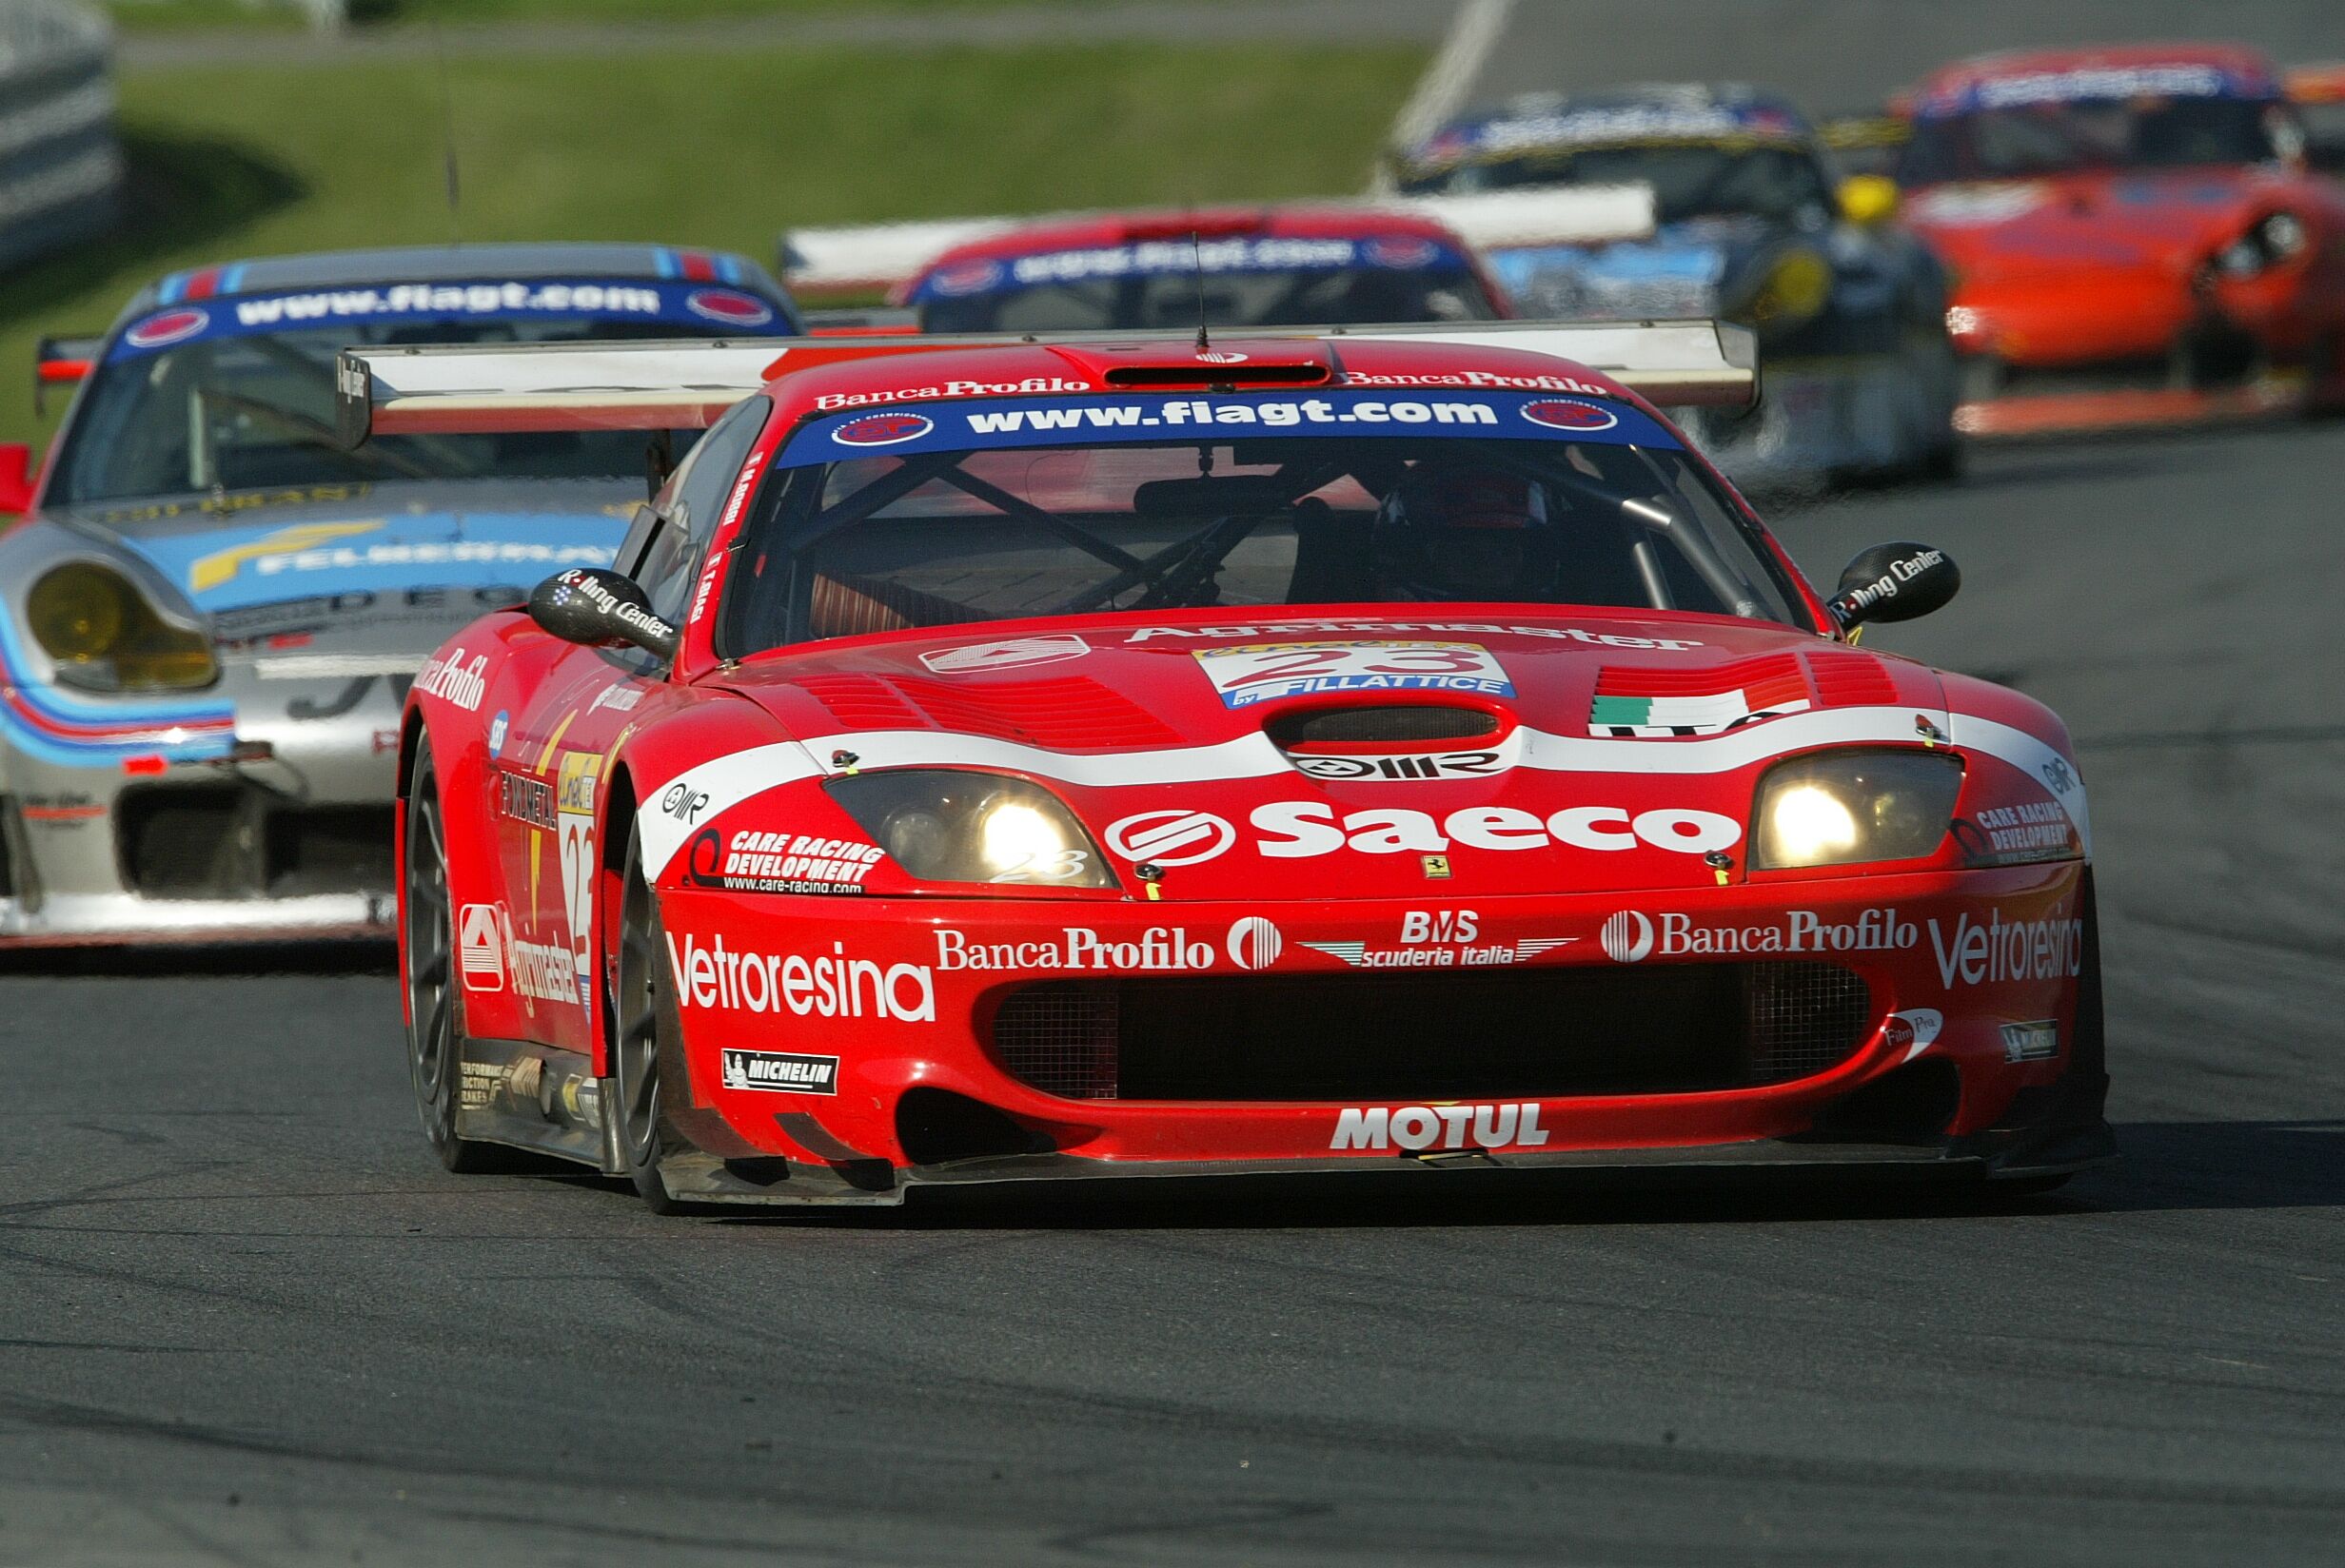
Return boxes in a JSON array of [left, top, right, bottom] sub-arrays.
[[1893, 43, 2345, 437]]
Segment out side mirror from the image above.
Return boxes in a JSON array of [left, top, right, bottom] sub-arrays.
[[1838, 174, 1901, 226], [528, 567, 680, 661], [0, 442, 34, 515], [1828, 542, 1960, 630]]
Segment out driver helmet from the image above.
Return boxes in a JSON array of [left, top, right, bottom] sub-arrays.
[[1372, 463, 1559, 600]]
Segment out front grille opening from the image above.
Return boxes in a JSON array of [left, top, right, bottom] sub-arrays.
[[1807, 1058, 1961, 1145], [992, 984, 1119, 1100], [118, 784, 393, 901], [266, 804, 392, 898], [119, 786, 246, 897], [895, 1087, 1058, 1166], [993, 963, 1876, 1103], [1744, 962, 1875, 1083], [1267, 705, 1499, 747]]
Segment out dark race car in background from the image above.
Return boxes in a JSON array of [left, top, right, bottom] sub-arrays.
[[0, 243, 800, 946], [1895, 43, 2345, 437], [1389, 84, 1961, 488]]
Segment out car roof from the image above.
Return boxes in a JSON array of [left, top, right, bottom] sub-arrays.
[[1911, 41, 2282, 105], [121, 243, 791, 319], [758, 334, 1636, 421], [916, 206, 1477, 273]]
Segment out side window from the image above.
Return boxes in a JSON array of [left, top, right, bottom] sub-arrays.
[[638, 396, 771, 624]]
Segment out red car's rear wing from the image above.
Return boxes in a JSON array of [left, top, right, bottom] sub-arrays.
[[778, 191, 1656, 300], [332, 319, 1755, 445]]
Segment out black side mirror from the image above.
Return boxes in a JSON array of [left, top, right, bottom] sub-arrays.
[[1827, 542, 1960, 630], [528, 567, 680, 660]]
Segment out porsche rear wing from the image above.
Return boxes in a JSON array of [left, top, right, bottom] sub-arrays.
[[332, 318, 1754, 445], [778, 189, 1656, 299]]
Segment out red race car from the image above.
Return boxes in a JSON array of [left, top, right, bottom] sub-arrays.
[[892, 206, 1508, 332], [1897, 43, 2345, 436], [355, 323, 2109, 1213]]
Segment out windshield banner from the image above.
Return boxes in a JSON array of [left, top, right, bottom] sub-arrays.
[[1913, 61, 2276, 120], [912, 235, 1475, 301], [779, 389, 1683, 466], [1410, 100, 1808, 167], [106, 278, 791, 363]]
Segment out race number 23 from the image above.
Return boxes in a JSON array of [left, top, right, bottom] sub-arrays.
[[1193, 640, 1515, 709]]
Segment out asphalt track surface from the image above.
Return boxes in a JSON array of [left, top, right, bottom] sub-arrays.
[[11, 5, 2345, 1557], [7, 426, 2343, 1567], [1468, 0, 2345, 116]]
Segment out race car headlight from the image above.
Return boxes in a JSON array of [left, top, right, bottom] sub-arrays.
[[2214, 210, 2310, 279], [826, 770, 1114, 889], [1735, 247, 1833, 337], [1752, 749, 1964, 871], [27, 562, 217, 693]]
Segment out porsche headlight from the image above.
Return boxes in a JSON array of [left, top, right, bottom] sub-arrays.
[[2214, 210, 2310, 279], [1736, 247, 1832, 337], [1752, 750, 1963, 871], [27, 562, 217, 693], [826, 770, 1113, 889]]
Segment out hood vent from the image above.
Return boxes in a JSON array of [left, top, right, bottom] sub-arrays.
[[1267, 705, 1499, 748], [797, 673, 1179, 750], [1803, 650, 1898, 708]]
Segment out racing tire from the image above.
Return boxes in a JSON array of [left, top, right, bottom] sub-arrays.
[[404, 735, 498, 1173], [609, 818, 693, 1214]]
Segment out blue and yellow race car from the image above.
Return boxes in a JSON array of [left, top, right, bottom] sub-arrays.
[[1390, 84, 1961, 487]]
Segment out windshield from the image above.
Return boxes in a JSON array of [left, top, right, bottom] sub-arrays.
[[1401, 143, 1834, 225], [717, 391, 1802, 657], [916, 266, 1494, 333], [53, 307, 781, 507], [1902, 97, 2282, 184]]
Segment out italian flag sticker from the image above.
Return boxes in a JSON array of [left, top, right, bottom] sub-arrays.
[[1589, 664, 1811, 737]]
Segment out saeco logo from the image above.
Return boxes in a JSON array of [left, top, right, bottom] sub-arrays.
[[1104, 810, 1235, 867]]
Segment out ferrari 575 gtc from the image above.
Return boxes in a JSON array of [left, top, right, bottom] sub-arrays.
[[355, 319, 2110, 1211]]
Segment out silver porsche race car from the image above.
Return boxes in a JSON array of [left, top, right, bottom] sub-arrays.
[[0, 242, 800, 946]]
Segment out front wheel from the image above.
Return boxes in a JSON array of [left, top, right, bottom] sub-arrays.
[[404, 735, 496, 1173], [608, 818, 692, 1213]]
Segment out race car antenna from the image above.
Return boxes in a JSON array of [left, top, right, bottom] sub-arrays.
[[431, 20, 463, 244], [1192, 229, 1211, 355]]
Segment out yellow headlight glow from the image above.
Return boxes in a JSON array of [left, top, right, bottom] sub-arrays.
[[1765, 784, 1861, 865], [1751, 750, 1966, 871], [977, 799, 1072, 879]]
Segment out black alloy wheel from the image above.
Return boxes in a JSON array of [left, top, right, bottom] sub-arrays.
[[404, 736, 493, 1172], [611, 819, 690, 1213]]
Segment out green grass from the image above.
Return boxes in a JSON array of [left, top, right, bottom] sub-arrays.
[[0, 40, 1422, 438], [100, 0, 1109, 33]]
